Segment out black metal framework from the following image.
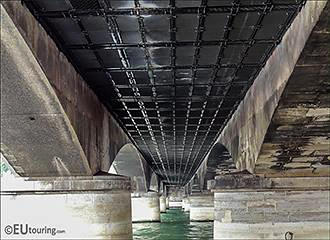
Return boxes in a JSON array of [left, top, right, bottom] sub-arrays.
[[24, 0, 305, 185]]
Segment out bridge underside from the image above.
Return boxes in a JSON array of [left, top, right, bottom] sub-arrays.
[[1, 0, 329, 239], [21, 0, 307, 185]]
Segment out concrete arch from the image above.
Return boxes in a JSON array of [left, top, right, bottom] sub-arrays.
[[191, 143, 235, 191], [203, 143, 235, 189], [110, 143, 149, 193], [207, 143, 235, 174]]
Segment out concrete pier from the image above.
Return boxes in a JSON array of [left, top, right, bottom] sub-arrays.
[[214, 189, 330, 239], [131, 192, 160, 222], [169, 201, 182, 208], [211, 176, 330, 239], [1, 175, 133, 239], [182, 198, 190, 212], [159, 196, 166, 213], [168, 196, 183, 208], [165, 197, 170, 209], [189, 193, 214, 221]]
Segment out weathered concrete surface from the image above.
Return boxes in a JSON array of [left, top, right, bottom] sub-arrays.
[[256, 2, 330, 177], [214, 222, 330, 240], [209, 175, 330, 190], [189, 194, 214, 222], [165, 197, 170, 209], [159, 195, 166, 213], [209, 174, 272, 190], [214, 189, 330, 239], [209, 0, 328, 173], [131, 192, 160, 222], [1, 1, 130, 175], [0, 5, 91, 177], [1, 175, 132, 239], [194, 143, 235, 192]]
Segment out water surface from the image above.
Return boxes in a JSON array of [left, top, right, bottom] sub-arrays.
[[133, 208, 213, 240]]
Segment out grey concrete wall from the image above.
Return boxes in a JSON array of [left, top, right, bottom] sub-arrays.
[[1, 2, 130, 175], [214, 189, 330, 239], [1, 5, 91, 177], [210, 1, 328, 173], [256, 1, 330, 177]]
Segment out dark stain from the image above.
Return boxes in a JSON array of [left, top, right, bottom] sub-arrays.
[[270, 144, 304, 171]]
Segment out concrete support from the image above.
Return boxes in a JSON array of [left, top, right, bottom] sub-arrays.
[[131, 192, 160, 222], [168, 195, 183, 208], [212, 0, 327, 173], [165, 197, 170, 209], [1, 1, 131, 176], [214, 190, 330, 239], [189, 193, 214, 221], [182, 198, 190, 212], [1, 175, 132, 239], [211, 176, 330, 239], [159, 195, 166, 213]]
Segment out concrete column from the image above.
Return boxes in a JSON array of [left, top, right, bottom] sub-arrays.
[[1, 175, 132, 239], [169, 201, 182, 208], [168, 197, 182, 208], [182, 197, 187, 210], [189, 193, 214, 221], [159, 195, 166, 213], [183, 198, 190, 212], [131, 192, 160, 222], [165, 197, 170, 209]]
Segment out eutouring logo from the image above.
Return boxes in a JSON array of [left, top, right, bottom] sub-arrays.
[[4, 224, 65, 236]]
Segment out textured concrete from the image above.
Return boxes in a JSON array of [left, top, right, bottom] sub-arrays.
[[159, 196, 166, 213], [214, 189, 330, 239], [1, 1, 130, 175], [1, 175, 132, 239], [209, 0, 327, 173], [189, 194, 214, 222], [131, 192, 160, 222], [214, 222, 330, 240], [256, 2, 330, 177], [0, 5, 91, 177], [209, 175, 330, 190]]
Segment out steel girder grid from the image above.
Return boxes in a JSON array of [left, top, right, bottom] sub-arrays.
[[23, 0, 305, 185]]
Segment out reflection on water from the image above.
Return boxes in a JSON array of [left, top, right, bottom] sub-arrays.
[[133, 208, 213, 240]]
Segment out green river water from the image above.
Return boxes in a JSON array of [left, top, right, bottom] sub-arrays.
[[133, 208, 213, 240]]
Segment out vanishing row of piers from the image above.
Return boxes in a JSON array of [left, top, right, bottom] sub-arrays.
[[2, 172, 329, 239]]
